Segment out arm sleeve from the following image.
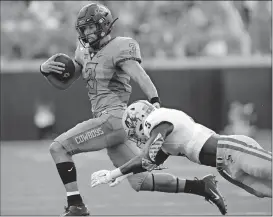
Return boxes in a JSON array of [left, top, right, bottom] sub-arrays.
[[119, 155, 148, 175], [113, 38, 142, 66], [119, 122, 173, 174], [143, 122, 173, 164]]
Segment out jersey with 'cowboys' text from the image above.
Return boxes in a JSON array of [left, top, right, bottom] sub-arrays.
[[143, 108, 216, 163], [75, 36, 141, 114]]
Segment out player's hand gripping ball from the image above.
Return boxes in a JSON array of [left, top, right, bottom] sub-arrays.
[[52, 54, 75, 82]]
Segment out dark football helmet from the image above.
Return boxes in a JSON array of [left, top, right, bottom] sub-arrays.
[[75, 3, 118, 48]]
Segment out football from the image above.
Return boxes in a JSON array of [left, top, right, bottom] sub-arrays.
[[52, 54, 75, 82]]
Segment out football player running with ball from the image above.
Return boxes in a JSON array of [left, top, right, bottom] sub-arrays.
[[91, 100, 272, 199], [40, 3, 227, 216]]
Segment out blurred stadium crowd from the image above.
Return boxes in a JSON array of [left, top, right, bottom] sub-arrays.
[[1, 1, 272, 60]]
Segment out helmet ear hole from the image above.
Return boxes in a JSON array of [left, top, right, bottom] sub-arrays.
[[139, 124, 143, 131]]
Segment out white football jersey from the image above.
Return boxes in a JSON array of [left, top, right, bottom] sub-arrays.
[[143, 108, 216, 164]]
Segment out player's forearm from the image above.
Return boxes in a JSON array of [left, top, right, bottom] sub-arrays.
[[120, 60, 159, 100], [40, 64, 70, 90], [40, 60, 80, 90], [110, 155, 147, 180], [109, 168, 132, 181], [136, 73, 159, 100]]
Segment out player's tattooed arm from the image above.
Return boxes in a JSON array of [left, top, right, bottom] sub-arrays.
[[119, 60, 159, 104], [141, 121, 173, 169], [109, 122, 174, 180]]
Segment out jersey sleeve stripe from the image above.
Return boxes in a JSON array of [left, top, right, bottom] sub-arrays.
[[116, 57, 141, 66], [218, 142, 271, 162]]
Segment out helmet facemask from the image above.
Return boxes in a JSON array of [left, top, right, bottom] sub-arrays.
[[122, 100, 156, 147], [76, 22, 104, 49], [123, 111, 148, 147], [75, 3, 118, 49]]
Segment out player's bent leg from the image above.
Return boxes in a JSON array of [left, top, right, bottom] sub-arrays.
[[236, 135, 272, 181], [107, 140, 206, 192], [239, 152, 272, 198], [218, 135, 271, 179], [107, 140, 227, 215], [49, 141, 72, 163], [50, 114, 120, 216], [127, 172, 227, 215], [49, 141, 89, 216], [238, 173, 272, 198], [107, 140, 185, 192], [127, 172, 182, 192], [217, 135, 272, 199], [49, 141, 82, 199], [55, 114, 116, 154]]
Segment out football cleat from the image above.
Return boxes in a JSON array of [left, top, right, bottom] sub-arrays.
[[60, 203, 90, 216], [199, 174, 227, 215]]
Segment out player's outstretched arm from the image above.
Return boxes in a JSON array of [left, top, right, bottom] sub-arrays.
[[91, 122, 174, 187], [40, 53, 81, 90], [117, 122, 173, 175]]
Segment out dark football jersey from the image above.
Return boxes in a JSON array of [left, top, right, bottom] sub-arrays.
[[75, 37, 142, 114]]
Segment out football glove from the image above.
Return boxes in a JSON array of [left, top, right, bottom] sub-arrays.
[[91, 170, 114, 188]]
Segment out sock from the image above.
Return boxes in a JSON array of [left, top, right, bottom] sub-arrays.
[[140, 173, 187, 193], [184, 179, 205, 196], [56, 162, 83, 206], [67, 192, 83, 207]]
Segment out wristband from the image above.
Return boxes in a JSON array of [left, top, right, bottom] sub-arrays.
[[150, 97, 161, 105], [110, 168, 123, 179], [40, 65, 49, 77]]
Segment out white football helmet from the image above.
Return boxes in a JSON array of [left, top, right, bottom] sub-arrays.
[[122, 100, 156, 143]]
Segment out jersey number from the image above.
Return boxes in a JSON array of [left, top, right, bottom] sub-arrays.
[[145, 121, 151, 129], [85, 62, 98, 94]]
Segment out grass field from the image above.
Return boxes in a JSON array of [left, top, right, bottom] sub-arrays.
[[1, 131, 272, 216]]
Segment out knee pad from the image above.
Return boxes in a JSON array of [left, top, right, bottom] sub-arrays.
[[127, 172, 178, 192], [49, 141, 66, 155], [127, 172, 151, 192], [140, 173, 178, 192]]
